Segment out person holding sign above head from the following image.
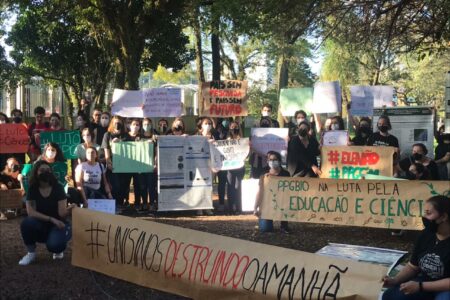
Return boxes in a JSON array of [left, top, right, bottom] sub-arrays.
[[382, 195, 450, 300], [254, 151, 290, 233], [138, 118, 158, 211], [287, 121, 321, 178], [75, 147, 112, 208], [75, 128, 100, 164], [225, 121, 245, 215], [18, 160, 75, 265], [102, 115, 128, 209]]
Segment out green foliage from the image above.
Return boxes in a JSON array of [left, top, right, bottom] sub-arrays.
[[247, 86, 278, 118], [151, 65, 196, 86]]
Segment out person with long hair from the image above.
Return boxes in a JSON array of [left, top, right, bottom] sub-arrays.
[[18, 160, 75, 265], [47, 112, 65, 132], [101, 116, 128, 209], [0, 157, 25, 220], [75, 147, 112, 207], [37, 142, 65, 163], [197, 116, 215, 141], [382, 195, 450, 300], [75, 128, 100, 164], [169, 117, 187, 136], [138, 118, 158, 211]]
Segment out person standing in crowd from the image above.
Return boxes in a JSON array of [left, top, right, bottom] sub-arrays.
[[169, 117, 187, 136], [367, 115, 400, 153], [157, 118, 169, 135], [0, 112, 8, 124], [0, 157, 25, 220], [75, 113, 89, 132], [398, 143, 439, 180], [75, 128, 100, 164], [47, 112, 65, 132], [18, 160, 75, 265], [351, 117, 373, 146], [287, 121, 321, 177], [138, 118, 158, 211], [225, 121, 245, 214], [286, 110, 312, 137], [124, 119, 142, 211], [260, 103, 279, 128], [28, 106, 49, 162], [382, 195, 450, 300], [94, 112, 110, 146], [254, 151, 291, 233], [435, 133, 450, 180], [250, 115, 277, 179], [75, 147, 112, 207], [215, 118, 230, 212], [102, 116, 128, 210], [90, 109, 102, 128], [7, 109, 27, 166]]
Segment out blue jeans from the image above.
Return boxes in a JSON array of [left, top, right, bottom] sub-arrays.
[[20, 217, 71, 253], [383, 283, 450, 300]]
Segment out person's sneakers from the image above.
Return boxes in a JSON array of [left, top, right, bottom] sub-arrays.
[[18, 252, 36, 265], [391, 230, 404, 236], [53, 252, 64, 260]]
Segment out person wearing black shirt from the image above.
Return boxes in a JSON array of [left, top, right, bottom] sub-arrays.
[[382, 195, 450, 300], [399, 143, 439, 180], [351, 117, 373, 146], [18, 160, 75, 265], [260, 103, 280, 128], [254, 151, 290, 233], [435, 133, 450, 180], [367, 115, 399, 151], [287, 121, 322, 177]]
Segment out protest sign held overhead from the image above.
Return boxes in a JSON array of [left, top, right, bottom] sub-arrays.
[[321, 146, 394, 179], [201, 80, 248, 117], [0, 123, 30, 153], [250, 128, 288, 163], [279, 87, 313, 116], [40, 130, 80, 159], [260, 176, 450, 230], [210, 138, 250, 171], [350, 85, 394, 116], [111, 89, 144, 118], [142, 88, 182, 117], [72, 208, 386, 300], [312, 81, 342, 113], [158, 136, 213, 211], [111, 141, 154, 173]]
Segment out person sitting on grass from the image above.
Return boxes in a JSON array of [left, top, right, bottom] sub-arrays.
[[254, 151, 291, 234], [0, 157, 25, 220], [18, 160, 75, 265], [382, 195, 450, 300]]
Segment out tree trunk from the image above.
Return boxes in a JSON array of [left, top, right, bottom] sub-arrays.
[[193, 8, 205, 116], [277, 54, 289, 127], [114, 58, 126, 89]]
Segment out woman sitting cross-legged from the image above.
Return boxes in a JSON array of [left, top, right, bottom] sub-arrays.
[[75, 146, 112, 207], [18, 160, 76, 265]]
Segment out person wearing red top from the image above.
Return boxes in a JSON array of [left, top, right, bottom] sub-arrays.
[[28, 106, 49, 162]]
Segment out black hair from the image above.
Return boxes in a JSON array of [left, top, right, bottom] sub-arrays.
[[77, 112, 89, 123], [297, 120, 311, 130], [266, 151, 282, 162], [42, 142, 66, 162], [0, 112, 9, 123], [294, 110, 307, 119], [359, 117, 372, 127], [412, 143, 428, 155], [262, 103, 273, 111], [427, 195, 450, 223], [411, 162, 425, 174], [330, 116, 345, 130], [377, 115, 392, 130], [50, 112, 61, 120], [29, 160, 58, 188], [34, 106, 45, 115], [11, 109, 22, 116], [260, 116, 272, 127]]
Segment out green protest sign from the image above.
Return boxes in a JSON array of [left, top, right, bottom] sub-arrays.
[[40, 130, 81, 159], [21, 162, 68, 193], [112, 141, 154, 173], [279, 87, 313, 116]]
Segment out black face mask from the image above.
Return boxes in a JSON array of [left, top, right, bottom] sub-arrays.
[[360, 126, 372, 136], [11, 164, 20, 172], [38, 171, 51, 182], [406, 171, 417, 180], [175, 125, 183, 132], [13, 116, 22, 123], [231, 128, 240, 135], [114, 123, 123, 131], [298, 129, 308, 137], [412, 153, 423, 161], [160, 125, 167, 133], [378, 125, 389, 133], [422, 217, 440, 233]]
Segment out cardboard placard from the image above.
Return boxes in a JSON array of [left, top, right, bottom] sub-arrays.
[[279, 87, 313, 116], [88, 199, 115, 215], [0, 123, 30, 153], [320, 146, 394, 179], [210, 138, 250, 171], [111, 141, 154, 173], [200, 80, 248, 117], [72, 208, 386, 300], [0, 189, 23, 209], [312, 81, 342, 113], [250, 128, 289, 163], [260, 176, 450, 230]]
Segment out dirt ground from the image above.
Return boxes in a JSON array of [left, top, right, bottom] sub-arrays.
[[0, 204, 420, 300]]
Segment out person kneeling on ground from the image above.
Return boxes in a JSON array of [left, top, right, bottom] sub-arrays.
[[18, 160, 76, 265], [254, 151, 290, 234], [382, 195, 450, 300]]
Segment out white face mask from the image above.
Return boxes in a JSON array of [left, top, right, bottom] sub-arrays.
[[130, 125, 140, 133], [76, 120, 84, 128], [46, 150, 57, 159], [296, 118, 305, 125], [262, 111, 270, 117], [331, 124, 340, 131], [83, 135, 92, 143], [100, 118, 110, 127], [268, 160, 280, 169], [0, 120, 6, 124], [143, 124, 152, 132], [202, 124, 212, 132]]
